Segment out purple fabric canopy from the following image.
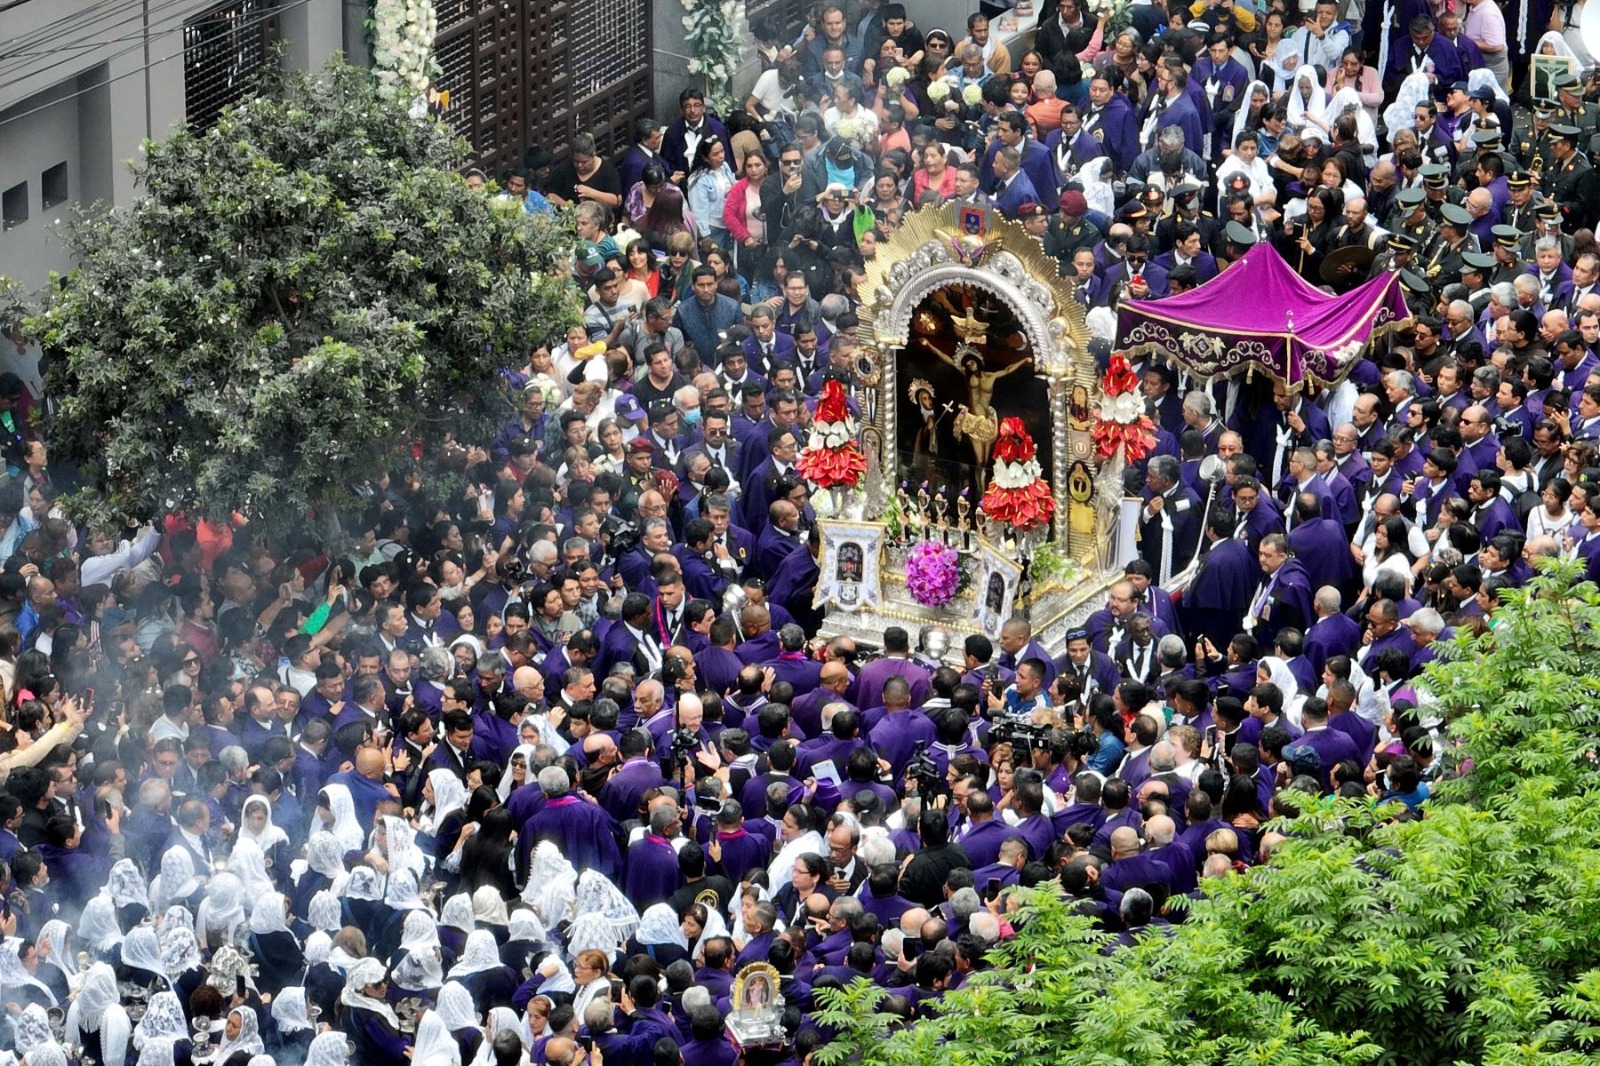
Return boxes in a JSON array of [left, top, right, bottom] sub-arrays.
[[1116, 242, 1412, 391]]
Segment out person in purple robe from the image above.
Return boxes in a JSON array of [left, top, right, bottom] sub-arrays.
[[1286, 697, 1361, 788], [866, 678, 936, 780], [953, 796, 1019, 871], [1285, 494, 1357, 595], [852, 629, 934, 712], [598, 730, 669, 823], [624, 806, 686, 907], [762, 624, 824, 697], [520, 766, 622, 882], [1244, 535, 1315, 649], [1182, 509, 1259, 650]]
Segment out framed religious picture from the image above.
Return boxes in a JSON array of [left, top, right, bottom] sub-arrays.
[[975, 537, 1024, 638], [815, 521, 886, 613], [727, 962, 786, 1049], [1532, 54, 1576, 104]]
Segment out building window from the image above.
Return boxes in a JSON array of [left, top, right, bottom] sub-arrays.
[[41, 163, 69, 210], [2, 183, 27, 231], [183, 0, 280, 131]]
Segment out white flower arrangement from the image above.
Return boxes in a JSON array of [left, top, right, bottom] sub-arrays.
[[993, 457, 1044, 490], [682, 0, 742, 114], [810, 416, 855, 450], [371, 0, 440, 101], [927, 79, 951, 102], [834, 116, 859, 141], [962, 83, 983, 106], [1098, 390, 1144, 424], [884, 66, 908, 89]]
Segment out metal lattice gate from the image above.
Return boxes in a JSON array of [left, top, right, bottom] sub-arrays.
[[183, 0, 281, 131], [434, 0, 653, 179]]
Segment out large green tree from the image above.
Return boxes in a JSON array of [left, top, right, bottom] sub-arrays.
[[814, 565, 1600, 1066], [32, 58, 578, 536]]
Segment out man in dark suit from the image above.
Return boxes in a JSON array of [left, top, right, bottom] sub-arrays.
[[598, 593, 664, 678], [1092, 233, 1169, 305], [661, 88, 731, 178], [743, 305, 797, 376], [1139, 455, 1201, 588], [1151, 220, 1220, 285], [616, 117, 673, 194], [989, 146, 1040, 221]]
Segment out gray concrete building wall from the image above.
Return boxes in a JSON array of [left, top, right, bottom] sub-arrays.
[[0, 0, 345, 290]]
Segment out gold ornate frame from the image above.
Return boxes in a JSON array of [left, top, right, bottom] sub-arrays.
[[855, 204, 1102, 562]]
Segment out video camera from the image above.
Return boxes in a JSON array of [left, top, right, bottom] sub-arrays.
[[990, 718, 1055, 750], [906, 740, 946, 801]]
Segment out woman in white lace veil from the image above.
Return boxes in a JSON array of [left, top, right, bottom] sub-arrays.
[[107, 858, 149, 922], [65, 963, 131, 1066], [572, 869, 640, 944], [131, 991, 186, 1053], [340, 957, 401, 1027], [636, 903, 689, 957], [238, 794, 290, 853], [496, 744, 539, 804], [79, 894, 125, 961], [1322, 86, 1377, 165], [157, 926, 201, 987], [316, 784, 364, 853], [391, 910, 445, 993], [425, 768, 469, 837], [1077, 157, 1116, 219], [213, 1006, 265, 1063], [225, 836, 275, 904], [470, 1007, 528, 1066], [12, 1005, 54, 1056], [196, 872, 248, 951], [150, 847, 200, 915], [1284, 66, 1329, 140], [305, 1031, 350, 1066], [119, 927, 166, 990], [1382, 72, 1432, 147], [297, 831, 350, 899], [33, 921, 76, 1000], [472, 885, 510, 930], [270, 986, 314, 1038], [434, 981, 480, 1044], [521, 842, 577, 928], [308, 889, 343, 933], [411, 1009, 463, 1066], [446, 930, 506, 983], [385, 867, 428, 913]]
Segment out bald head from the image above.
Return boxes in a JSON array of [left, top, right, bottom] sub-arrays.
[[899, 907, 931, 937], [820, 661, 849, 691], [1109, 826, 1140, 859], [1314, 586, 1342, 616], [356, 746, 386, 780], [1145, 815, 1175, 847]]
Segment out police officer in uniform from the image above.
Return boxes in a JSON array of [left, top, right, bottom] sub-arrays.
[[1486, 225, 1525, 287], [1397, 268, 1435, 318], [1155, 182, 1218, 252], [1554, 75, 1600, 139], [1423, 203, 1476, 283], [1459, 251, 1496, 315], [1384, 187, 1431, 244], [1419, 164, 1464, 222], [1514, 101, 1557, 175], [1500, 170, 1540, 233], [1547, 123, 1600, 230], [1369, 231, 1419, 280], [1520, 200, 1575, 261], [1043, 188, 1101, 270]]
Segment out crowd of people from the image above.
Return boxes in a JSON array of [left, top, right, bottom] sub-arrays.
[[0, 0, 1592, 1063]]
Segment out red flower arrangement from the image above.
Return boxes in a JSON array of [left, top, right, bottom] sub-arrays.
[[795, 380, 867, 489], [1092, 352, 1157, 462], [981, 417, 1055, 531]]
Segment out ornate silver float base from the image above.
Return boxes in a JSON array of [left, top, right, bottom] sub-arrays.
[[817, 543, 1119, 662]]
